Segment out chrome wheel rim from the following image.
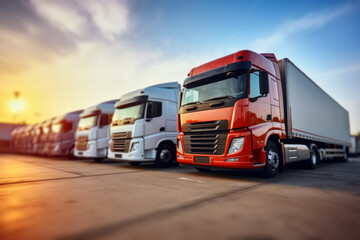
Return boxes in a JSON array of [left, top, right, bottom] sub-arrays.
[[160, 149, 171, 161], [268, 149, 279, 172], [312, 151, 317, 165]]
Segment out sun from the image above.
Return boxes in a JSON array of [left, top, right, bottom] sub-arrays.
[[10, 99, 25, 113]]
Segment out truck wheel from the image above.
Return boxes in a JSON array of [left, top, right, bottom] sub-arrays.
[[154, 144, 174, 167], [196, 167, 211, 173], [307, 145, 318, 169], [263, 140, 280, 178], [341, 148, 349, 162], [68, 146, 75, 160]]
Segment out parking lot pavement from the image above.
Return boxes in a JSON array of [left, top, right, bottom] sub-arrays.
[[0, 154, 359, 240]]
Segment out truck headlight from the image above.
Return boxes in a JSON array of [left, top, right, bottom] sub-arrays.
[[130, 142, 139, 152], [177, 139, 183, 153], [227, 137, 245, 154]]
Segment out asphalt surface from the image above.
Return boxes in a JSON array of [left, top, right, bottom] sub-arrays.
[[0, 154, 359, 240]]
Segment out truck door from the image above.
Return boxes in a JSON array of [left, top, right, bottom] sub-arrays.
[[97, 114, 110, 149], [248, 70, 272, 151], [269, 76, 283, 135], [144, 101, 166, 150]]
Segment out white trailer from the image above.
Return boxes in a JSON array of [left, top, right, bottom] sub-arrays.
[[278, 58, 351, 164], [74, 100, 117, 161], [107, 82, 180, 166]]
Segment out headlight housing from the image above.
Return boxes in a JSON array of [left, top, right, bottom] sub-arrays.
[[227, 137, 245, 154], [177, 139, 183, 153], [130, 142, 139, 152]]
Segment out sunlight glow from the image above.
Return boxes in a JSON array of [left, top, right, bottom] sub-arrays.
[[10, 99, 25, 113]]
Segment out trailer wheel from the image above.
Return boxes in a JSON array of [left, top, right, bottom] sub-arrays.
[[263, 140, 280, 178], [307, 145, 318, 169], [341, 148, 349, 162], [154, 144, 175, 167]]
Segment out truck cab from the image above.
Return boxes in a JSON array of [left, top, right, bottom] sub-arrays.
[[39, 118, 54, 155], [107, 82, 180, 166], [31, 122, 43, 154], [48, 110, 82, 157], [74, 100, 117, 161]]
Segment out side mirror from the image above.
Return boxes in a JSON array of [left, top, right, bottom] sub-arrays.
[[179, 90, 183, 109], [259, 71, 269, 95]]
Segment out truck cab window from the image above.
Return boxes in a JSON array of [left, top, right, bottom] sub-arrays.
[[146, 101, 162, 118], [250, 71, 261, 98]]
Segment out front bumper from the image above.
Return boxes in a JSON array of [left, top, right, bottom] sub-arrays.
[[75, 140, 107, 158], [107, 138, 154, 162], [177, 128, 265, 169]]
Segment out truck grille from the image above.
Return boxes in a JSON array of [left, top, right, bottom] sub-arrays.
[[76, 136, 88, 151], [182, 120, 228, 155], [111, 131, 131, 152]]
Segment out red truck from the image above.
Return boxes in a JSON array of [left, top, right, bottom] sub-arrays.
[[176, 50, 351, 177]]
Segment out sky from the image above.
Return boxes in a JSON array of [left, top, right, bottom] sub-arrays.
[[0, 0, 359, 134]]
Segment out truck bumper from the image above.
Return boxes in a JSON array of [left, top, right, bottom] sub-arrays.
[[107, 138, 155, 162], [75, 140, 107, 158], [177, 129, 265, 170], [177, 154, 257, 169]]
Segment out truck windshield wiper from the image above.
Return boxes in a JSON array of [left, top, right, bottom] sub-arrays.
[[203, 95, 234, 102], [182, 101, 202, 106]]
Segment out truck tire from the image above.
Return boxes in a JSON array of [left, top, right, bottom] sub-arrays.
[[263, 140, 280, 178], [154, 144, 175, 167], [341, 148, 349, 162], [307, 144, 318, 169], [68, 146, 75, 160]]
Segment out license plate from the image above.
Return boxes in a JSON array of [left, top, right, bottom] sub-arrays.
[[194, 156, 210, 164], [115, 154, 122, 158]]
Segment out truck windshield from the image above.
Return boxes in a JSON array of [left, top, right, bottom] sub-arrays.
[[52, 123, 63, 133], [181, 72, 247, 106], [113, 103, 145, 121], [43, 126, 50, 134], [78, 115, 98, 131], [35, 128, 42, 136]]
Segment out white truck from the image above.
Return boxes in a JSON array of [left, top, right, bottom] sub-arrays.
[[48, 110, 82, 157], [107, 82, 180, 166], [74, 100, 117, 162]]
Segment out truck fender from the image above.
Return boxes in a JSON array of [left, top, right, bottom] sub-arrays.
[[155, 138, 176, 150]]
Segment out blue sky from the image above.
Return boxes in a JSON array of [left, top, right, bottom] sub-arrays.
[[0, 0, 359, 134]]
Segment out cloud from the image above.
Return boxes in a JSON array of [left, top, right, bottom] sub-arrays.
[[78, 0, 129, 41], [30, 0, 88, 35], [0, 0, 77, 75], [29, 0, 129, 41], [0, 0, 130, 76], [254, 4, 352, 51]]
